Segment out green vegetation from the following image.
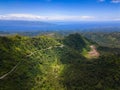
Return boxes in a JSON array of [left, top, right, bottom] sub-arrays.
[[83, 32, 120, 48], [0, 33, 120, 90], [63, 33, 90, 51]]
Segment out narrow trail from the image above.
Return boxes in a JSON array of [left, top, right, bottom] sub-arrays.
[[0, 62, 21, 80], [26, 45, 64, 57], [0, 44, 64, 80]]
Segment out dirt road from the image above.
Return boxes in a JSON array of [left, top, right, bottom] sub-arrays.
[[0, 44, 64, 80], [88, 45, 100, 58]]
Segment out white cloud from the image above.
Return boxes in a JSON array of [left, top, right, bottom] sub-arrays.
[[45, 15, 94, 21], [98, 0, 105, 2], [111, 0, 120, 3], [98, 0, 120, 3], [0, 14, 46, 20], [112, 18, 120, 21], [80, 16, 94, 19], [0, 14, 95, 21], [0, 14, 119, 21]]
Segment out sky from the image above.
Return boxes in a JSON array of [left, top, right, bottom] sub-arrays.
[[0, 0, 120, 21]]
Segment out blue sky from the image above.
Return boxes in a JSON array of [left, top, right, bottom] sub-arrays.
[[0, 0, 120, 21]]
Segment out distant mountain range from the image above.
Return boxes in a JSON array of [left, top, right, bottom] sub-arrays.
[[0, 20, 120, 32]]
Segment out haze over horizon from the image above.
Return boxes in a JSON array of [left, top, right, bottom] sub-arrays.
[[0, 0, 120, 21]]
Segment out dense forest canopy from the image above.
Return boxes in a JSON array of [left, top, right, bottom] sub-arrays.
[[0, 33, 120, 90]]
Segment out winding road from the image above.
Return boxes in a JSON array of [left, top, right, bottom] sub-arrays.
[[0, 62, 21, 79], [0, 44, 64, 80]]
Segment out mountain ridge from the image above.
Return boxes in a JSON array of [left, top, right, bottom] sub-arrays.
[[0, 33, 120, 90]]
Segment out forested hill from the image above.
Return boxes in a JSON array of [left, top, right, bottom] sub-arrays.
[[83, 32, 120, 48], [0, 33, 120, 90]]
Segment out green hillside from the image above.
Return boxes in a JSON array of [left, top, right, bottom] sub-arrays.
[[63, 33, 91, 51], [83, 32, 120, 48], [0, 33, 120, 90]]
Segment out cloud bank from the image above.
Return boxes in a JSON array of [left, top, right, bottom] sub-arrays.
[[0, 14, 95, 21], [111, 0, 120, 3], [0, 14, 119, 21], [98, 0, 120, 3]]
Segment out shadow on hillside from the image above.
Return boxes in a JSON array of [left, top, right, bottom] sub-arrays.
[[60, 51, 120, 90]]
